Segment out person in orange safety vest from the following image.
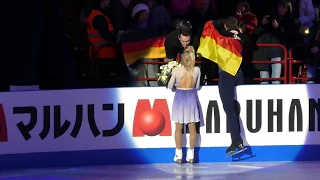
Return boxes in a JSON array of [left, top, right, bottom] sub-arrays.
[[87, 0, 117, 59], [87, 0, 130, 88]]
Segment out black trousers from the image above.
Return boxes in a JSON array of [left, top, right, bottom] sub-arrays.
[[218, 70, 244, 144], [200, 58, 217, 85]]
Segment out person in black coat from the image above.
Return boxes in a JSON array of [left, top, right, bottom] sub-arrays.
[[253, 0, 296, 84]]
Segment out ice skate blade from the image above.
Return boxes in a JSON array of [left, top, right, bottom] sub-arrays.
[[187, 159, 194, 164], [226, 147, 247, 157]]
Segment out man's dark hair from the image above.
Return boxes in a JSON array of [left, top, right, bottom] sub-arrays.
[[178, 26, 192, 37], [176, 20, 192, 30], [225, 16, 239, 31], [237, 2, 251, 13]]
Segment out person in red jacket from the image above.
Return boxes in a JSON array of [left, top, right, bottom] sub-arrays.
[[234, 2, 258, 36]]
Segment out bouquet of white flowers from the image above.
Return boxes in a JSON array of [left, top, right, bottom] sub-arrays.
[[156, 61, 181, 85]]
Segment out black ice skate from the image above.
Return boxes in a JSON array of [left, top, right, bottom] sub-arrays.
[[226, 143, 247, 157]]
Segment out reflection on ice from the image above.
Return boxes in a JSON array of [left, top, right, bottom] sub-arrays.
[[0, 162, 319, 180]]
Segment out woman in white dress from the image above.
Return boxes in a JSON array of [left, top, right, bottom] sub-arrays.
[[167, 45, 203, 163]]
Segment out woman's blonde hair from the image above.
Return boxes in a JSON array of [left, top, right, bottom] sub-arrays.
[[181, 45, 195, 72]]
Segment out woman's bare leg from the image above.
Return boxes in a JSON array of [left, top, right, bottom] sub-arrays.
[[188, 123, 197, 150], [187, 122, 197, 163], [174, 123, 183, 163], [175, 123, 183, 149]]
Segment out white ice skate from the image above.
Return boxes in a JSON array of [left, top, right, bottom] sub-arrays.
[[186, 149, 194, 164], [173, 149, 182, 164]]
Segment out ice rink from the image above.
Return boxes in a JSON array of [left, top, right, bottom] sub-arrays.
[[1, 161, 319, 180]]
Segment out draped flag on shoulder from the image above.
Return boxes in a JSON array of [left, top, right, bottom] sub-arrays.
[[120, 27, 166, 65], [197, 21, 242, 76]]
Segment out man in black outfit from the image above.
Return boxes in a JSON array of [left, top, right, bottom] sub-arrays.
[[211, 17, 250, 156], [164, 21, 193, 62]]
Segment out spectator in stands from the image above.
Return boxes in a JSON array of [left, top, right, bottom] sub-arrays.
[[128, 3, 159, 86], [87, 0, 127, 87], [313, 0, 320, 22], [130, 3, 149, 29], [291, 0, 315, 33], [112, 0, 133, 31], [253, 0, 295, 84], [164, 22, 193, 62], [234, 2, 258, 36], [308, 0, 320, 83], [289, 0, 315, 83], [142, 0, 174, 33], [304, 21, 320, 83], [234, 2, 258, 83]]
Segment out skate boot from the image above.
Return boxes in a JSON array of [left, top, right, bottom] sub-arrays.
[[173, 149, 182, 163], [226, 142, 247, 157], [186, 149, 194, 164], [226, 144, 237, 157]]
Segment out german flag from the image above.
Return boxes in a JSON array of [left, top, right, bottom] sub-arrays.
[[197, 21, 242, 76], [121, 27, 166, 65]]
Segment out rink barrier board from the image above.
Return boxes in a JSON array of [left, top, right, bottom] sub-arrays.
[[0, 84, 319, 169]]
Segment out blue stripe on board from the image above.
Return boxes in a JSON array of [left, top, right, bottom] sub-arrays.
[[1, 145, 320, 170]]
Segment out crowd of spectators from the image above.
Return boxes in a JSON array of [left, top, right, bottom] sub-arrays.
[[10, 0, 318, 91]]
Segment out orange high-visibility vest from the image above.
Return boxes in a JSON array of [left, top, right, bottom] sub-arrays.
[[87, 9, 116, 59]]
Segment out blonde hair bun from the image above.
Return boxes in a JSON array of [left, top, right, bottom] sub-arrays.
[[181, 45, 196, 72]]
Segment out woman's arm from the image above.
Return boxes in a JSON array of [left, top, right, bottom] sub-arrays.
[[196, 67, 201, 90]]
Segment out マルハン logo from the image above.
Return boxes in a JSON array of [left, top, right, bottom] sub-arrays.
[[0, 104, 8, 142], [132, 99, 172, 137]]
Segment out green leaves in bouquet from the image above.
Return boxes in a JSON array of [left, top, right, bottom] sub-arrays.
[[156, 61, 181, 86], [156, 73, 171, 85]]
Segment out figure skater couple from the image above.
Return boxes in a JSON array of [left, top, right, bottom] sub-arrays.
[[167, 16, 248, 163]]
